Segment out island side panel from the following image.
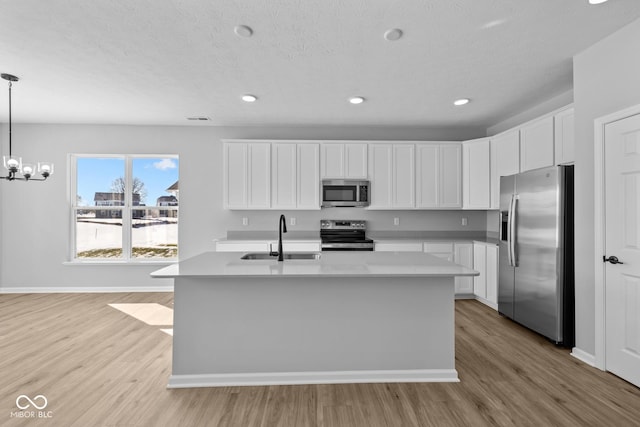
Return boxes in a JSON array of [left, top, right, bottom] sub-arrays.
[[171, 275, 455, 386]]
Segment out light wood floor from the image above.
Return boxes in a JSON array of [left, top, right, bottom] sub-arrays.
[[1, 293, 639, 427]]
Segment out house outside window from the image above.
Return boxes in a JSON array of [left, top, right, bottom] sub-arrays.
[[71, 155, 179, 261]]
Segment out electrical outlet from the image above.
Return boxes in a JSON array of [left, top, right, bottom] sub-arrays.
[[461, 217, 468, 226], [242, 217, 249, 226], [393, 217, 400, 226], [290, 217, 296, 226]]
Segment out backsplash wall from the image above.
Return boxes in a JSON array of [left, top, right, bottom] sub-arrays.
[[223, 209, 488, 235]]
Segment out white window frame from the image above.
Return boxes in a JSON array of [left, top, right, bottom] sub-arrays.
[[69, 154, 179, 263]]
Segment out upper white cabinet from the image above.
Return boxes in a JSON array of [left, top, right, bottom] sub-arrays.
[[554, 107, 575, 165], [224, 142, 271, 209], [320, 143, 368, 179], [520, 115, 555, 172], [462, 138, 491, 209], [272, 142, 320, 210], [368, 143, 415, 209], [415, 143, 462, 209], [490, 130, 519, 209]]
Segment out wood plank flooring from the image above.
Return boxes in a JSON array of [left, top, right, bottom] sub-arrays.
[[1, 293, 639, 426]]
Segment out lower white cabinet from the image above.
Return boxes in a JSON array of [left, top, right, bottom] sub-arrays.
[[473, 242, 499, 309], [374, 242, 424, 252], [423, 242, 472, 296], [454, 243, 474, 295], [216, 241, 321, 253]]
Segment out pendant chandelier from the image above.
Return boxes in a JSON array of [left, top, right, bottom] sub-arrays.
[[2, 73, 53, 181]]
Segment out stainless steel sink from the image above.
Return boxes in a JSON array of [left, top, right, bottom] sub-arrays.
[[240, 252, 322, 260]]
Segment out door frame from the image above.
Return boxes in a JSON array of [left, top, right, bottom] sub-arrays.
[[593, 103, 640, 370]]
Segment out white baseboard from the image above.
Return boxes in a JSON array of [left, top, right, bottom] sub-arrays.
[[571, 347, 597, 368], [475, 296, 498, 311], [0, 286, 174, 294], [167, 369, 459, 388]]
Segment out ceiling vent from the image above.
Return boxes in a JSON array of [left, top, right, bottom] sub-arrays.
[[186, 117, 211, 121]]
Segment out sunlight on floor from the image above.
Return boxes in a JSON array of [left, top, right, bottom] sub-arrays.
[[160, 329, 173, 336], [108, 303, 174, 326]]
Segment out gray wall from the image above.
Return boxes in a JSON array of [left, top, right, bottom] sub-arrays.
[[572, 17, 640, 356], [0, 123, 486, 289]]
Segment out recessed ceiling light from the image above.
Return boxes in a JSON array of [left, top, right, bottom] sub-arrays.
[[383, 29, 403, 41], [242, 94, 257, 102], [453, 98, 470, 106], [349, 96, 365, 104], [589, 0, 608, 4], [234, 25, 253, 38]]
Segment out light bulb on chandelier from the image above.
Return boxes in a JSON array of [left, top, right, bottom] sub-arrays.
[[2, 73, 53, 181]]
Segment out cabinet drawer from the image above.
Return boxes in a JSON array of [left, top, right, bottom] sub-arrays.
[[216, 242, 269, 252], [375, 242, 424, 252], [424, 242, 454, 253]]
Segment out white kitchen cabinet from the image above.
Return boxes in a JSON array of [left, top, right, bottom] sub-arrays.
[[271, 143, 298, 209], [473, 242, 498, 309], [462, 138, 491, 209], [454, 243, 474, 295], [224, 142, 271, 209], [297, 144, 321, 209], [415, 143, 462, 209], [216, 241, 269, 252], [554, 107, 575, 165], [393, 144, 415, 208], [320, 143, 367, 179], [216, 240, 321, 253], [424, 241, 471, 295], [520, 115, 555, 172], [375, 242, 423, 252], [368, 143, 414, 209], [272, 142, 320, 210], [490, 130, 519, 210], [440, 144, 462, 208]]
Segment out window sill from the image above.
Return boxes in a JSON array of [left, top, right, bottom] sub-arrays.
[[63, 260, 177, 266]]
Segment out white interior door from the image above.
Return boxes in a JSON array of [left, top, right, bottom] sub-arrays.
[[604, 112, 640, 388]]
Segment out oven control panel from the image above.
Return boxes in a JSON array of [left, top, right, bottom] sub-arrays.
[[320, 220, 366, 230]]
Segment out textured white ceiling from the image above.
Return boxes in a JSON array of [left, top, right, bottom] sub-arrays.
[[1, 0, 640, 129]]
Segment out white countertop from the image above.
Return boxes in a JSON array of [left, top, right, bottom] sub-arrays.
[[151, 251, 479, 279]]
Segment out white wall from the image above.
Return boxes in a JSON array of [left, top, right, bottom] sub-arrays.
[[573, 17, 640, 356], [0, 123, 486, 290]]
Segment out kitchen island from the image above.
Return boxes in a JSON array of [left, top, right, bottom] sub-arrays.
[[151, 251, 477, 388]]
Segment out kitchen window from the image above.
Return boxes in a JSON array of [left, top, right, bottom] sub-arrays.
[[70, 155, 179, 262]]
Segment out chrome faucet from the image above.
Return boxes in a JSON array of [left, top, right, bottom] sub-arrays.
[[270, 214, 287, 261]]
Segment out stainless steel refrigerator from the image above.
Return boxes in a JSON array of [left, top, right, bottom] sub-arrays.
[[498, 165, 574, 347]]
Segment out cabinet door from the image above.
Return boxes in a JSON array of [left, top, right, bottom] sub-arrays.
[[393, 144, 415, 208], [440, 144, 462, 208], [345, 143, 368, 178], [224, 143, 248, 209], [416, 144, 439, 208], [485, 245, 499, 305], [493, 130, 520, 177], [248, 143, 271, 209], [297, 143, 320, 209], [375, 242, 423, 252], [490, 139, 500, 209], [368, 144, 393, 208], [473, 243, 487, 298], [454, 243, 474, 295], [320, 144, 344, 178], [520, 116, 554, 172], [271, 143, 297, 209], [463, 139, 491, 209], [555, 108, 575, 165]]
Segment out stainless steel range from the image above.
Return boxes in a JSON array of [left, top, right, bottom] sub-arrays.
[[320, 220, 374, 251]]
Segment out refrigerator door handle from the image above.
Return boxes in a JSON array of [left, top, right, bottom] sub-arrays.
[[507, 194, 514, 266], [510, 195, 518, 267]]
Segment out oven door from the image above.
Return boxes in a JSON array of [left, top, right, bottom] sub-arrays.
[[321, 242, 374, 251]]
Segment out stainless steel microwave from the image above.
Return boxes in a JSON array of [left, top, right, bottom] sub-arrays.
[[321, 180, 370, 208]]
